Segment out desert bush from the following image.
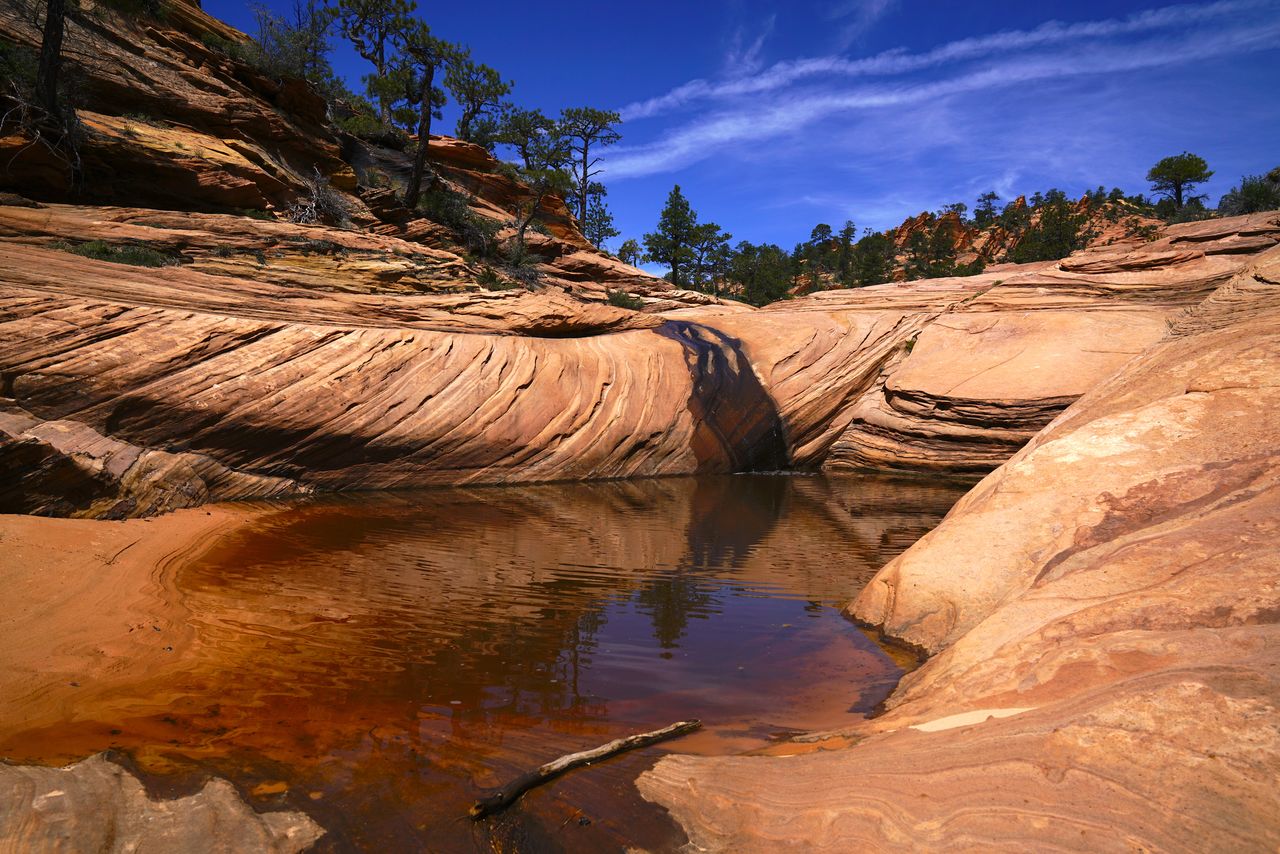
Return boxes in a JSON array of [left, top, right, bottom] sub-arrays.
[[419, 185, 501, 257], [287, 167, 351, 226], [50, 239, 181, 267], [606, 290, 643, 310]]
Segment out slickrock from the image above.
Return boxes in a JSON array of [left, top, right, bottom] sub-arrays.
[[0, 754, 323, 852], [816, 213, 1280, 472], [3, 206, 1279, 515], [637, 242, 1280, 851], [0, 209, 784, 514]]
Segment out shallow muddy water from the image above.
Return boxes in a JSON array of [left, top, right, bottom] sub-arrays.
[[1, 473, 969, 852]]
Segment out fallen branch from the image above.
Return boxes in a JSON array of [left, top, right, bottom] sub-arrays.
[[469, 719, 702, 820]]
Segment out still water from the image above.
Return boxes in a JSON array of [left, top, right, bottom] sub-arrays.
[[2, 474, 968, 851]]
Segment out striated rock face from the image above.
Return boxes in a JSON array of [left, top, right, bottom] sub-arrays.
[[637, 241, 1280, 851], [0, 753, 323, 852], [0, 0, 682, 304], [2, 204, 1277, 517]]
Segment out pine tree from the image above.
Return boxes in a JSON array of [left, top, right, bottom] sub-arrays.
[[445, 54, 511, 143], [559, 107, 622, 224], [335, 0, 415, 125], [393, 21, 458, 208], [643, 185, 698, 288], [1147, 152, 1213, 210], [583, 195, 620, 250]]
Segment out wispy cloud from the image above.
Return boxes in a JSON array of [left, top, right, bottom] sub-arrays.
[[828, 0, 899, 49], [723, 15, 776, 77], [619, 0, 1273, 121], [606, 1, 1280, 181]]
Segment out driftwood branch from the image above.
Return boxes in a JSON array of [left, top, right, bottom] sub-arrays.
[[470, 719, 702, 820]]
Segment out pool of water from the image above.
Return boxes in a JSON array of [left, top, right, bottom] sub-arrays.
[[0, 473, 969, 851]]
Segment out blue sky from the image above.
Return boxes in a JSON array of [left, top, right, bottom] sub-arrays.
[[205, 0, 1280, 250]]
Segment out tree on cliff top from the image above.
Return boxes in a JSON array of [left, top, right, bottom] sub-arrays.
[[335, 0, 415, 124], [445, 54, 511, 145], [494, 107, 555, 169], [583, 193, 620, 250], [392, 21, 458, 209], [559, 107, 622, 224], [643, 185, 697, 288], [1146, 152, 1213, 210], [504, 121, 572, 261], [617, 238, 643, 266]]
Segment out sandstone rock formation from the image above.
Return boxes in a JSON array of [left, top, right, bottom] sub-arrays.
[[2, 202, 1276, 517], [636, 240, 1280, 851], [0, 754, 323, 852], [0, 0, 678, 304]]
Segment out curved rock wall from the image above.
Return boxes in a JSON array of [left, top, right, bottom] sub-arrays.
[[636, 241, 1280, 851], [2, 204, 1277, 517]]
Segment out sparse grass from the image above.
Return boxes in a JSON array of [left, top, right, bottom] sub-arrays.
[[606, 290, 644, 310], [49, 239, 181, 267], [234, 208, 275, 221]]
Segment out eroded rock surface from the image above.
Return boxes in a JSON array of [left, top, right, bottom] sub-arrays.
[[2, 207, 1278, 516], [637, 242, 1280, 851], [0, 754, 323, 852]]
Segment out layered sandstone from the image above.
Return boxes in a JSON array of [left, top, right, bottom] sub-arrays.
[[2, 203, 1277, 517], [0, 0, 678, 303], [636, 241, 1280, 851]]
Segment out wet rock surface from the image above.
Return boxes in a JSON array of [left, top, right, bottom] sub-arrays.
[[0, 754, 323, 852], [637, 242, 1280, 851]]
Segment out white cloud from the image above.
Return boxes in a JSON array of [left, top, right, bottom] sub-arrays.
[[828, 0, 899, 49], [619, 0, 1275, 121], [605, 6, 1280, 181]]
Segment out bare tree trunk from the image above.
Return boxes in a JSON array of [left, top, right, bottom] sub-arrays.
[[375, 31, 389, 124], [403, 63, 435, 209], [36, 0, 67, 118], [515, 192, 545, 260], [577, 140, 589, 223]]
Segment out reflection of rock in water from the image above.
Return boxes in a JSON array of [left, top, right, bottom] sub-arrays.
[[0, 753, 323, 852], [0, 474, 968, 852]]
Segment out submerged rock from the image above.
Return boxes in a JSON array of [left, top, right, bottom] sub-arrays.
[[0, 753, 323, 852]]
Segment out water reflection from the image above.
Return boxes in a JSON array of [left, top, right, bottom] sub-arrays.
[[0, 473, 969, 852]]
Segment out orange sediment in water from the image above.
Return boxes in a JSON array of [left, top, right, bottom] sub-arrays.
[[0, 474, 967, 851]]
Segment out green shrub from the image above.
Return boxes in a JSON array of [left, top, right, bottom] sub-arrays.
[[606, 290, 644, 310], [476, 267, 515, 290], [50, 239, 182, 267], [419, 186, 501, 257]]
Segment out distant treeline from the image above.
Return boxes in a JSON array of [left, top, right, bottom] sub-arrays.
[[623, 153, 1280, 305]]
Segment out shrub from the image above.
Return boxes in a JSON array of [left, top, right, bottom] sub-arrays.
[[606, 290, 644, 310], [50, 239, 181, 267], [419, 186, 501, 257], [1217, 172, 1280, 216], [286, 167, 351, 226], [476, 266, 515, 290]]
